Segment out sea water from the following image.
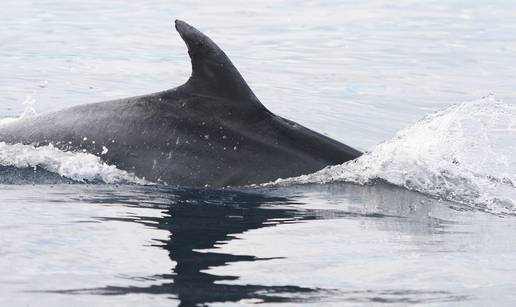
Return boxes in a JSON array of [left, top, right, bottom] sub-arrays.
[[1, 1, 516, 306]]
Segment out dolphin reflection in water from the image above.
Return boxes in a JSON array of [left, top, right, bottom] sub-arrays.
[[46, 185, 468, 306]]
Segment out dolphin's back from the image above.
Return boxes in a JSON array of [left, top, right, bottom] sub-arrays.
[[0, 20, 361, 186]]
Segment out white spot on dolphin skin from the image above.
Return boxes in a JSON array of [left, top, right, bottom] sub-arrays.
[[176, 137, 180, 145], [111, 139, 116, 143], [222, 135, 227, 140], [83, 137, 88, 141], [92, 140, 96, 144], [68, 141, 72, 145], [82, 149, 87, 153], [223, 147, 227, 150], [204, 134, 210, 140], [233, 146, 237, 151], [101, 146, 109, 155]]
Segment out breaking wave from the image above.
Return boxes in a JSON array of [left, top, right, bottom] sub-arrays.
[[0, 142, 145, 185], [270, 96, 516, 214]]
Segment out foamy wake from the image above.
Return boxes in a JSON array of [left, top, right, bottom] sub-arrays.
[[0, 142, 146, 184], [269, 96, 516, 214]]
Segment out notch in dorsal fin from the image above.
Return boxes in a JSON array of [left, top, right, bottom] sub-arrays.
[[175, 20, 264, 107]]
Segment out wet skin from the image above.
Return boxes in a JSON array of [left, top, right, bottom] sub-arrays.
[[0, 20, 361, 186]]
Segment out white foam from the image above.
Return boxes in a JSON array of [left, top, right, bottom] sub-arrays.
[[269, 96, 516, 213], [0, 142, 146, 184]]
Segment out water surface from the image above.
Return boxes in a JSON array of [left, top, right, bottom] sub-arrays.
[[1, 1, 516, 306]]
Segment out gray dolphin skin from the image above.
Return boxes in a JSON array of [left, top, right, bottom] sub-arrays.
[[0, 20, 362, 186]]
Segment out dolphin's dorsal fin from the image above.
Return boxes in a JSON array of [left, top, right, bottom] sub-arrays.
[[175, 20, 264, 107]]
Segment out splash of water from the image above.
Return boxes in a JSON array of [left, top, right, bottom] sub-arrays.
[[0, 95, 38, 127], [270, 96, 516, 213], [0, 142, 146, 184]]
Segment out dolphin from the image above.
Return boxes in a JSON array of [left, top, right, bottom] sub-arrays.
[[0, 20, 361, 186]]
